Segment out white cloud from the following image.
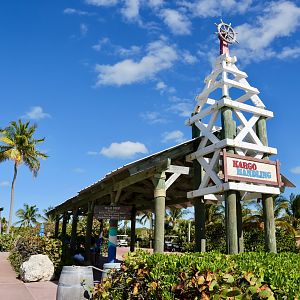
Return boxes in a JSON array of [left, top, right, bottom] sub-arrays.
[[100, 141, 148, 158], [118, 45, 141, 56], [160, 9, 191, 35], [87, 151, 99, 155], [148, 0, 164, 8], [85, 0, 118, 6], [169, 97, 193, 117], [155, 81, 176, 94], [121, 0, 140, 21], [234, 1, 300, 62], [291, 166, 300, 174], [140, 111, 167, 124], [182, 50, 197, 64], [162, 130, 185, 143], [278, 46, 300, 59], [23, 106, 51, 120], [181, 0, 252, 17], [0, 181, 9, 187], [92, 37, 110, 51], [95, 39, 178, 86], [63, 8, 92, 16], [80, 23, 88, 36]]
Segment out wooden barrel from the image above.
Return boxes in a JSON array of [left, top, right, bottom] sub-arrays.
[[56, 266, 94, 300], [102, 262, 121, 280]]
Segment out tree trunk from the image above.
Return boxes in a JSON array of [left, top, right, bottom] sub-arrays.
[[7, 162, 18, 234]]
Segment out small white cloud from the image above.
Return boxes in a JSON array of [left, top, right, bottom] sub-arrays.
[[121, 0, 140, 21], [0, 181, 9, 187], [148, 0, 164, 8], [182, 50, 197, 64], [73, 168, 85, 173], [162, 130, 185, 143], [160, 9, 191, 35], [85, 0, 118, 6], [291, 166, 300, 174], [140, 111, 167, 124], [95, 38, 178, 86], [181, 0, 252, 17], [80, 23, 88, 36], [87, 151, 99, 155], [92, 37, 110, 51], [63, 8, 92, 16], [118, 45, 141, 56], [277, 46, 300, 59], [155, 81, 175, 94], [169, 97, 193, 117], [100, 141, 148, 158], [23, 106, 51, 120]]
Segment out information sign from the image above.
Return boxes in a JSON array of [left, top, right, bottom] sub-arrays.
[[223, 151, 280, 186], [94, 205, 132, 220]]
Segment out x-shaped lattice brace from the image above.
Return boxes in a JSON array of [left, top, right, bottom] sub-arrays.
[[197, 149, 223, 190]]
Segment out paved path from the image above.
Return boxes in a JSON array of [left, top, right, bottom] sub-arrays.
[[0, 252, 57, 300]]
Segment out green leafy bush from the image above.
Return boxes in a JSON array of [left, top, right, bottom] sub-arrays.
[[0, 234, 15, 252], [9, 236, 62, 276], [93, 250, 300, 299]]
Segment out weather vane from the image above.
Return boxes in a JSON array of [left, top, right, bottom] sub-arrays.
[[215, 20, 238, 55]]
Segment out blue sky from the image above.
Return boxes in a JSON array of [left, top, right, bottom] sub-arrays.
[[0, 0, 300, 221]]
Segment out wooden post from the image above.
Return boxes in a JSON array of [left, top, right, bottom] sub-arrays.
[[61, 212, 68, 260], [257, 117, 277, 253], [236, 193, 244, 253], [85, 202, 95, 263], [70, 208, 79, 255], [192, 117, 206, 252], [153, 172, 166, 253], [54, 215, 60, 238], [222, 105, 238, 254], [130, 206, 136, 252]]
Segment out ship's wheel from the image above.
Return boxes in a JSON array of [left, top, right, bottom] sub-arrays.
[[216, 20, 237, 44]]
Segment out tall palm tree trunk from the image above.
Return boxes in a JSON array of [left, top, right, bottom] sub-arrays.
[[7, 162, 17, 234]]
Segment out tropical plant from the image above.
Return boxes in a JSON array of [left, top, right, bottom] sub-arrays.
[[42, 206, 56, 223], [138, 211, 153, 247], [284, 193, 300, 231], [0, 120, 48, 233], [15, 203, 41, 227], [165, 207, 188, 232]]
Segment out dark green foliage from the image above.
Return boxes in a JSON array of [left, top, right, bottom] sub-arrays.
[[93, 250, 300, 299], [0, 234, 15, 251], [9, 236, 62, 276]]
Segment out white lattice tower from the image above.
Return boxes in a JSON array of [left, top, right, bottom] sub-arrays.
[[186, 52, 281, 200]]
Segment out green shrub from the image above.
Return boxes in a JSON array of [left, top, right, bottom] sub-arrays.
[[0, 234, 15, 252], [9, 236, 62, 276], [93, 250, 300, 299]]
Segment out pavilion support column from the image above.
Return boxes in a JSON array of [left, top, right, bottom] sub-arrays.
[[130, 206, 136, 252], [70, 208, 79, 255], [108, 219, 118, 263], [194, 201, 206, 252], [153, 172, 166, 253], [192, 117, 206, 252], [61, 213, 68, 260], [236, 193, 244, 253], [222, 106, 238, 254], [257, 117, 277, 253], [85, 202, 95, 263], [54, 215, 60, 238]]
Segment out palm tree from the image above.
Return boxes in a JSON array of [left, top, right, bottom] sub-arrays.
[[243, 195, 295, 233], [138, 211, 153, 247], [284, 193, 300, 231], [0, 120, 48, 233], [165, 207, 188, 232], [15, 203, 41, 227], [42, 206, 56, 222]]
